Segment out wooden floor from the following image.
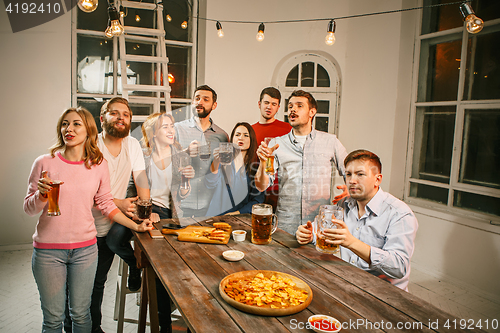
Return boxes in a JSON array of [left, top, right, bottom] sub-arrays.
[[1, 246, 499, 333]]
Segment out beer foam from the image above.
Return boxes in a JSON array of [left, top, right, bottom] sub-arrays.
[[252, 205, 271, 215]]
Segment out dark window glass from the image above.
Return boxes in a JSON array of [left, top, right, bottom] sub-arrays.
[[164, 0, 191, 42], [77, 99, 103, 132], [412, 106, 455, 183], [316, 100, 330, 114], [315, 117, 328, 132], [454, 191, 500, 216], [77, 36, 113, 94], [463, 29, 500, 101], [286, 65, 298, 87], [117, 61, 155, 97], [410, 183, 449, 204], [418, 37, 461, 102], [421, 0, 463, 35], [459, 109, 500, 189], [166, 45, 189, 99], [474, 0, 500, 23], [301, 62, 314, 87], [317, 64, 330, 87], [123, 8, 156, 29], [77, 3, 107, 31]]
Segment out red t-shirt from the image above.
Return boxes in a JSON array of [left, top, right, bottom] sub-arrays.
[[252, 119, 292, 145]]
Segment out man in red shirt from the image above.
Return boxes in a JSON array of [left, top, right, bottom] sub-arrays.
[[252, 87, 291, 211]]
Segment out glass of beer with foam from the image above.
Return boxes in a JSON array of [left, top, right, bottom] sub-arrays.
[[45, 171, 63, 216], [251, 203, 278, 245], [315, 205, 342, 254]]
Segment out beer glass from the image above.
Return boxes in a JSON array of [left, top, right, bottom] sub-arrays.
[[219, 142, 233, 166], [136, 198, 153, 221], [251, 203, 278, 245], [264, 137, 275, 175], [45, 171, 63, 216], [178, 151, 191, 190], [315, 205, 342, 254], [199, 143, 211, 161]]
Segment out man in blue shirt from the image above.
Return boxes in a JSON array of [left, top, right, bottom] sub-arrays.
[[296, 150, 418, 291]]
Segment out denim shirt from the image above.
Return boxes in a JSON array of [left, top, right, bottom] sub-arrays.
[[268, 129, 347, 234], [341, 188, 418, 291]]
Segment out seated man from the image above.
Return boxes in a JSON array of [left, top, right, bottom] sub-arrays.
[[296, 149, 418, 291]]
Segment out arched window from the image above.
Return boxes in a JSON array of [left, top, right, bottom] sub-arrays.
[[274, 53, 341, 135]]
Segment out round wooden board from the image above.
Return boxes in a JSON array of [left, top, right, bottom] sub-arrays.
[[219, 270, 313, 316]]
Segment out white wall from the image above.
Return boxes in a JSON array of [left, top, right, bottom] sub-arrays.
[[0, 5, 72, 246]]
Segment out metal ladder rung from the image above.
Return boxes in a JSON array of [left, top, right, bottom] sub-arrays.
[[124, 55, 169, 64], [123, 84, 171, 92], [124, 26, 165, 37]]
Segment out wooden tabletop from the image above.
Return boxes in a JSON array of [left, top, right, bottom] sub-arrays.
[[133, 214, 481, 333]]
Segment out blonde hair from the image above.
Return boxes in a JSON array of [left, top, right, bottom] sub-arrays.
[[50, 107, 103, 169], [141, 113, 181, 155]]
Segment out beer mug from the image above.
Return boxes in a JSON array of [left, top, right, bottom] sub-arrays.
[[251, 203, 278, 245], [43, 171, 63, 216], [264, 137, 275, 175], [178, 151, 191, 190], [315, 205, 342, 254], [219, 142, 233, 166], [136, 198, 153, 221], [199, 143, 211, 161]]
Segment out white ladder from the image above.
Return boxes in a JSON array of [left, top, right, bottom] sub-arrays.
[[118, 0, 171, 114]]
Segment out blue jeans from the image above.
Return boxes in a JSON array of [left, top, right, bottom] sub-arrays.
[[106, 222, 136, 268], [32, 244, 98, 333]]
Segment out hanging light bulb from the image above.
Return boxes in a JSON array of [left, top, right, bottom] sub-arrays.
[[168, 73, 175, 84], [77, 0, 98, 13], [105, 6, 124, 37], [119, 5, 125, 18], [325, 20, 336, 45], [135, 13, 141, 22], [256, 23, 265, 42], [104, 19, 114, 38], [166, 14, 172, 22], [181, 20, 188, 29], [459, 2, 484, 34], [216, 21, 224, 38]]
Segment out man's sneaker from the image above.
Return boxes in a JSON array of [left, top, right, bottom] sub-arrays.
[[128, 266, 142, 292]]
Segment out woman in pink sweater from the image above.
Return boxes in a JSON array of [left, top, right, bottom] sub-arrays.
[[24, 107, 152, 333]]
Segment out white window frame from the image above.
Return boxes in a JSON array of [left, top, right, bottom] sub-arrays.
[[405, 2, 500, 229]]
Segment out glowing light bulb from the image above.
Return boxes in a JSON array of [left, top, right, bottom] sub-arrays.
[[106, 6, 124, 37], [119, 5, 125, 18], [168, 73, 175, 84], [459, 3, 484, 34], [325, 20, 336, 45], [216, 21, 224, 38], [166, 14, 172, 22], [135, 14, 141, 22], [256, 23, 265, 42], [77, 0, 98, 13], [181, 20, 188, 29], [105, 25, 114, 38]]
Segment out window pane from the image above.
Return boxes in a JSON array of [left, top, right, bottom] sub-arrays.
[[410, 183, 449, 204], [459, 109, 500, 189], [463, 29, 500, 101], [123, 8, 156, 29], [301, 62, 314, 87], [315, 117, 328, 132], [474, 0, 500, 22], [117, 61, 155, 97], [166, 45, 189, 99], [317, 64, 330, 87], [286, 66, 298, 87], [77, 99, 103, 132], [164, 0, 191, 42], [421, 0, 462, 35], [77, 36, 113, 95], [412, 106, 455, 183], [316, 100, 330, 114], [77, 3, 107, 31], [454, 191, 500, 216], [418, 37, 461, 102]]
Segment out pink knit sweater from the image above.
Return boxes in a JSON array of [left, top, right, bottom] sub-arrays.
[[24, 153, 120, 249]]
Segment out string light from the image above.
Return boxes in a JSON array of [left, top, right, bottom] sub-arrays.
[[104, 6, 124, 38], [459, 2, 483, 34], [168, 73, 175, 84], [181, 20, 188, 29], [325, 20, 336, 45], [77, 0, 98, 13], [256, 23, 265, 42], [135, 11, 141, 22], [166, 14, 172, 22], [104, 20, 113, 38], [216, 21, 224, 38], [119, 5, 125, 18]]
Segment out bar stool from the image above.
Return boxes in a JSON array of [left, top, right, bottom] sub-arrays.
[[113, 258, 141, 333]]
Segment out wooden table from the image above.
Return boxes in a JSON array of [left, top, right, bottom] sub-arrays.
[[133, 214, 482, 333]]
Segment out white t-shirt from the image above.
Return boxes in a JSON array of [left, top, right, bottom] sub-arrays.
[[294, 135, 307, 149], [93, 134, 146, 237], [149, 159, 172, 209]]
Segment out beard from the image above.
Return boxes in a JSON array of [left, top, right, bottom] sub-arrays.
[[195, 105, 211, 119], [103, 118, 130, 138]]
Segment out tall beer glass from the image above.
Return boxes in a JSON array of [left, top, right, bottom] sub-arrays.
[[46, 171, 63, 216], [315, 205, 342, 254], [251, 203, 278, 245], [264, 137, 275, 175]]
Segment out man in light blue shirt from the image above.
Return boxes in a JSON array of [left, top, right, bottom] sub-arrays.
[[296, 150, 418, 291]]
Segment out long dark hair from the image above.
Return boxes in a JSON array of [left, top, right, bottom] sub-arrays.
[[230, 122, 257, 176]]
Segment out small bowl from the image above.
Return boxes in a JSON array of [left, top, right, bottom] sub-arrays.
[[222, 250, 245, 262], [308, 315, 341, 333], [232, 230, 247, 242]]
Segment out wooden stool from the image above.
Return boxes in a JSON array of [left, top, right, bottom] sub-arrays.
[[113, 258, 141, 333]]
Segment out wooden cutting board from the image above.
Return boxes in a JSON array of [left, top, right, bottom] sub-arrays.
[[161, 225, 231, 244]]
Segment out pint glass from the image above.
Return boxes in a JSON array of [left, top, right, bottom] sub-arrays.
[[45, 171, 63, 216], [264, 137, 275, 175], [251, 203, 278, 245], [315, 205, 342, 254]]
